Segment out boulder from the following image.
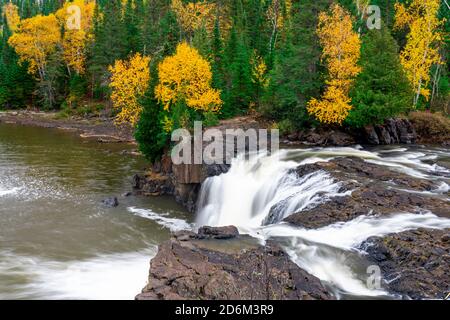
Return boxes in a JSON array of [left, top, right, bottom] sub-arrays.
[[284, 157, 450, 228], [197, 226, 239, 239], [361, 229, 450, 299], [102, 197, 119, 208], [136, 230, 334, 300], [364, 125, 380, 145]]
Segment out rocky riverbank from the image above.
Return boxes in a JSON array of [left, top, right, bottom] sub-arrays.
[[0, 110, 134, 143], [284, 157, 450, 228], [137, 149, 449, 300], [136, 226, 334, 300]]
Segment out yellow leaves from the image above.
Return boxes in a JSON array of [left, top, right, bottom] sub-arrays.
[[252, 55, 269, 88], [155, 42, 222, 113], [8, 14, 61, 76], [308, 86, 352, 125], [394, 0, 443, 105], [171, 0, 216, 34], [109, 53, 151, 126], [7, 1, 95, 77], [307, 4, 361, 125], [56, 0, 95, 74], [2, 2, 20, 32]]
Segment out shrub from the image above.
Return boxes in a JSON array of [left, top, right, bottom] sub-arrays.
[[409, 111, 450, 143]]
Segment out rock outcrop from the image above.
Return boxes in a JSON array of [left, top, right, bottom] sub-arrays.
[[282, 118, 417, 147], [363, 119, 417, 145], [360, 228, 450, 300], [136, 227, 334, 300], [284, 157, 450, 228]]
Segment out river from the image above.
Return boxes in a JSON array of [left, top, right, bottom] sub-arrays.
[[1, 123, 449, 300], [0, 123, 191, 300]]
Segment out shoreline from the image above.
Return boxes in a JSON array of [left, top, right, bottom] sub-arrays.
[[0, 110, 135, 144]]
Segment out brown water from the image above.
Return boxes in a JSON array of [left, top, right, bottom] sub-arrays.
[[0, 123, 191, 300]]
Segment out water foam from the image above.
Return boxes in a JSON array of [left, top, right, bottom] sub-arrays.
[[0, 249, 156, 300], [128, 207, 192, 232]]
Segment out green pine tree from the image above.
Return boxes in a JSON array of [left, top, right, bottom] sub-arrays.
[[346, 28, 413, 128]]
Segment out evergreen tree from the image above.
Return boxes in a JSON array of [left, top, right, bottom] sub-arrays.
[[0, 11, 34, 109], [262, 0, 332, 129], [346, 28, 413, 127], [223, 26, 253, 117]]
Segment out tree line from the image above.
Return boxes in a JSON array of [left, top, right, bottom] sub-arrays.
[[0, 0, 449, 161]]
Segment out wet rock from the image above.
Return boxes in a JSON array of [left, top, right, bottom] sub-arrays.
[[327, 131, 356, 146], [102, 197, 119, 208], [197, 226, 239, 240], [376, 125, 392, 145], [285, 157, 450, 228], [363, 119, 417, 145], [361, 229, 450, 300], [136, 230, 334, 300], [364, 125, 380, 145], [132, 174, 141, 189]]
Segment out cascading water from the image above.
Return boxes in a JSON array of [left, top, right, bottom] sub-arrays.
[[196, 146, 450, 298]]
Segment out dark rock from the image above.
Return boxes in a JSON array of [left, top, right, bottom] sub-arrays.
[[132, 174, 141, 189], [376, 125, 392, 145], [102, 197, 119, 208], [361, 229, 450, 299], [122, 192, 132, 197], [327, 131, 356, 146], [285, 157, 450, 228], [305, 132, 326, 145], [398, 119, 417, 144], [204, 164, 230, 178], [197, 226, 239, 240], [364, 125, 380, 145], [385, 118, 400, 144], [136, 232, 334, 300], [287, 132, 299, 141]]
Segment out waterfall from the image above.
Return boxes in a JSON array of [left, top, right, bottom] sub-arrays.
[[196, 151, 350, 233], [195, 147, 450, 298]]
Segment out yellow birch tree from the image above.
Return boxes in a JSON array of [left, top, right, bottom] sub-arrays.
[[394, 0, 443, 107], [2, 2, 20, 32], [155, 42, 222, 113], [56, 0, 95, 75], [307, 4, 361, 125], [109, 53, 151, 126]]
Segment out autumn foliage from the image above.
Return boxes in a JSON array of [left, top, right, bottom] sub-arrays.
[[171, 0, 216, 34], [109, 53, 151, 126], [155, 42, 222, 113], [56, 0, 95, 75], [394, 0, 443, 106], [3, 2, 20, 32], [307, 4, 361, 125], [8, 14, 61, 77]]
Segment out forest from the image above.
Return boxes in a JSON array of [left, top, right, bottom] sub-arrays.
[[0, 0, 449, 161]]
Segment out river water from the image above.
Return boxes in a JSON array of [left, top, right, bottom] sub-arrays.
[[0, 123, 191, 300], [1, 123, 449, 300]]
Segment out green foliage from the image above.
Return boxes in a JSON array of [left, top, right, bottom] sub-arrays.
[[346, 28, 413, 128], [135, 93, 168, 163], [262, 0, 330, 130]]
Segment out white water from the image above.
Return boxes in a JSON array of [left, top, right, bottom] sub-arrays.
[[0, 249, 156, 300], [0, 187, 20, 197], [196, 147, 450, 298], [128, 207, 193, 232]]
